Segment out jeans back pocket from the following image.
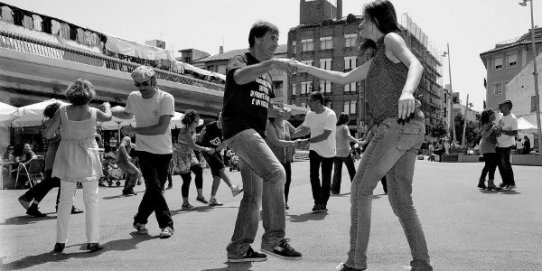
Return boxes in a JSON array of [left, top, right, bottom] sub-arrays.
[[396, 124, 425, 151]]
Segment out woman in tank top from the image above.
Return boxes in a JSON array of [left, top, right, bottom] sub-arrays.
[[293, 1, 432, 270]]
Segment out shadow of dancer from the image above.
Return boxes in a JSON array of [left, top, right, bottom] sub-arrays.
[[0, 232, 152, 270]]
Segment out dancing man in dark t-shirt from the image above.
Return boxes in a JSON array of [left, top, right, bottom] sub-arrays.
[[222, 21, 301, 263], [199, 112, 243, 206]]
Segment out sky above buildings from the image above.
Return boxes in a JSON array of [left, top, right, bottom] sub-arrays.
[[4, 0, 542, 111]]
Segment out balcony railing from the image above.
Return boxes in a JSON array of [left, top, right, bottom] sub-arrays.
[[0, 29, 225, 92]]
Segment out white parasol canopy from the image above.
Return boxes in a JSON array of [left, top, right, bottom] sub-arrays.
[[0, 102, 18, 126], [11, 99, 70, 127]]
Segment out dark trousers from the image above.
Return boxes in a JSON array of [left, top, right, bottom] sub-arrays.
[[480, 153, 499, 181], [22, 170, 60, 207], [309, 150, 334, 207], [331, 156, 356, 193], [496, 147, 515, 186], [282, 162, 292, 203], [180, 164, 203, 198], [133, 151, 173, 229]]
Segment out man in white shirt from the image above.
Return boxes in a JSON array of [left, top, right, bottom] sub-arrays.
[[292, 91, 337, 212], [493, 99, 518, 190], [112, 66, 175, 238]]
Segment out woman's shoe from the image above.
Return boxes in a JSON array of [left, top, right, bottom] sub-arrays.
[[87, 243, 103, 252], [53, 242, 65, 253], [477, 179, 486, 189]]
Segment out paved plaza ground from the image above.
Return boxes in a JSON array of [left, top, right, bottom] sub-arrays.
[[0, 159, 541, 271]]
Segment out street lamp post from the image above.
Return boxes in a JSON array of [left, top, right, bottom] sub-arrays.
[[520, 0, 541, 153], [442, 43, 455, 143]]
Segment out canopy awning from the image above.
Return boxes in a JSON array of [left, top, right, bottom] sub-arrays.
[[12, 99, 69, 127]]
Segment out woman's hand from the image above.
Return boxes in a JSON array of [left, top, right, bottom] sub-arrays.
[[398, 91, 416, 121]]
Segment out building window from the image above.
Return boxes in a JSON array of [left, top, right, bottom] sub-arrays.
[[493, 56, 503, 70], [291, 83, 297, 96], [319, 80, 331, 93], [301, 39, 314, 51], [292, 41, 297, 54], [507, 52, 517, 67], [273, 81, 283, 97], [320, 37, 333, 50], [493, 82, 502, 95], [344, 82, 356, 93], [344, 56, 357, 71], [320, 58, 332, 70], [345, 34, 357, 47], [343, 101, 357, 115], [301, 81, 312, 95], [532, 96, 538, 113]]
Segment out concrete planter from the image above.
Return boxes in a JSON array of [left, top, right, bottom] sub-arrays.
[[511, 154, 542, 166], [457, 154, 482, 163]]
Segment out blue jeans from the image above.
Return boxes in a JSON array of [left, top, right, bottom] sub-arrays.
[[331, 155, 357, 193], [225, 129, 286, 258], [346, 118, 432, 271]]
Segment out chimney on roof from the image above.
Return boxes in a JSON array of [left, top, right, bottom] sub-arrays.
[[219, 46, 224, 54], [336, 0, 342, 19]]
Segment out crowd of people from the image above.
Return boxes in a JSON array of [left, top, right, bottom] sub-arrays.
[[4, 0, 533, 270]]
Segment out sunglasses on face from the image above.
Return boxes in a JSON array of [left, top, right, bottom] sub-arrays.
[[134, 81, 151, 87]]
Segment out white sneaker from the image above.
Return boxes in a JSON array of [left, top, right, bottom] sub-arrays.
[[209, 197, 223, 206], [159, 226, 174, 238], [231, 185, 243, 197]]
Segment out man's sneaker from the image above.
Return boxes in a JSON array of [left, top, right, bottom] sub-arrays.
[[231, 185, 243, 197], [336, 262, 366, 271], [498, 183, 506, 188], [228, 246, 267, 263], [133, 223, 149, 235], [312, 205, 320, 213], [261, 238, 302, 260], [508, 185, 516, 190], [196, 196, 209, 204], [319, 204, 328, 212], [26, 205, 46, 217], [122, 190, 137, 196], [209, 198, 224, 206], [182, 203, 195, 210], [18, 195, 32, 210], [71, 206, 84, 214], [159, 226, 174, 239]]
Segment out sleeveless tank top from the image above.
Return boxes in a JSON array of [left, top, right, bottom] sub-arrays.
[[366, 35, 413, 123]]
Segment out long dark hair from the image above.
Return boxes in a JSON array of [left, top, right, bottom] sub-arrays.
[[359, 0, 402, 56], [480, 109, 494, 126], [337, 113, 350, 126]]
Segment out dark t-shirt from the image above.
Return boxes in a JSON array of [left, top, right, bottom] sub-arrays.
[[200, 121, 223, 148], [222, 52, 275, 139]]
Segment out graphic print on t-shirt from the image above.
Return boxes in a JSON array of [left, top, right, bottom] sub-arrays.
[[251, 76, 272, 109]]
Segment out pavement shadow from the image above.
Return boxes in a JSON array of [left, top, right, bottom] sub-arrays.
[[331, 192, 351, 197], [479, 189, 521, 195], [0, 232, 153, 270], [0, 213, 57, 226], [287, 211, 328, 223], [202, 262, 253, 271], [171, 205, 216, 216], [102, 190, 145, 200]]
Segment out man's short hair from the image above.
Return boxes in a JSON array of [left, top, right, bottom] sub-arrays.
[[309, 91, 324, 104], [499, 99, 513, 109], [248, 21, 279, 48]]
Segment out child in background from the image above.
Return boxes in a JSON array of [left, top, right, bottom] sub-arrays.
[[43, 79, 112, 253]]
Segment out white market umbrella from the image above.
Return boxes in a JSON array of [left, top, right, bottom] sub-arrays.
[[12, 99, 69, 127], [517, 114, 540, 132], [0, 102, 18, 126]]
